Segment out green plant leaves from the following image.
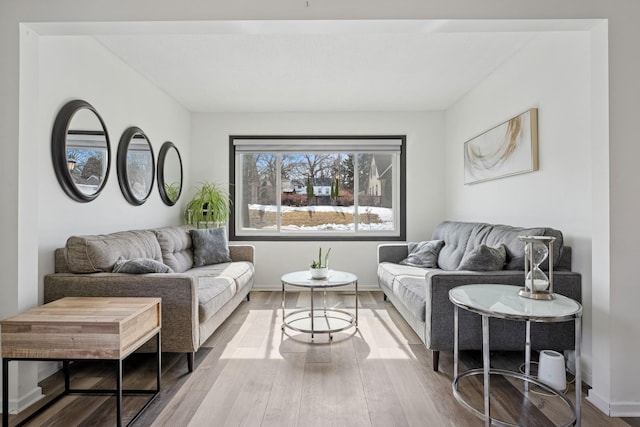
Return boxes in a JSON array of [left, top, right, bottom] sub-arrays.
[[184, 181, 231, 228]]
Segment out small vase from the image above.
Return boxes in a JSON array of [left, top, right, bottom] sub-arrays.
[[309, 267, 328, 279]]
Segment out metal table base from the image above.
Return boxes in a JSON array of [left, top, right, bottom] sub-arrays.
[[281, 271, 358, 340], [2, 333, 161, 427], [452, 306, 582, 427]]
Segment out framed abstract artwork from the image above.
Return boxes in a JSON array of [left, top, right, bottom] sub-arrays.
[[464, 108, 538, 184]]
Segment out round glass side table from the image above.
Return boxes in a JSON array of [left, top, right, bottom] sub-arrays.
[[449, 284, 583, 427], [281, 270, 358, 340]]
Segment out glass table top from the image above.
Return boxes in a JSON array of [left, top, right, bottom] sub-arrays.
[[449, 284, 582, 322], [281, 270, 357, 288]]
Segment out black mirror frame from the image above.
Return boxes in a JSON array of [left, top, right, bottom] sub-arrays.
[[117, 126, 155, 206], [157, 141, 183, 206], [51, 99, 111, 203]]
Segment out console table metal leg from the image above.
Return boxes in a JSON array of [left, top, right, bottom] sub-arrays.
[[63, 360, 70, 392], [3, 358, 8, 427], [323, 288, 327, 316], [525, 320, 531, 392], [576, 316, 582, 427], [116, 359, 123, 427], [281, 281, 285, 330], [310, 287, 315, 339], [453, 306, 459, 379], [156, 333, 162, 392], [322, 288, 332, 339], [355, 280, 359, 326], [482, 315, 490, 427]]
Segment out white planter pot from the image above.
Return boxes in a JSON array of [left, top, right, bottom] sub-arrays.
[[309, 267, 329, 279]]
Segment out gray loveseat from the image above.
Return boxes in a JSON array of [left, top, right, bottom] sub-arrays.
[[44, 225, 254, 372], [377, 221, 582, 372]]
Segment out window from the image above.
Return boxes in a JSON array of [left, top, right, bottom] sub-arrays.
[[230, 136, 405, 241]]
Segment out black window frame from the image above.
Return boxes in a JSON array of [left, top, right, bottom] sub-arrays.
[[229, 135, 406, 241]]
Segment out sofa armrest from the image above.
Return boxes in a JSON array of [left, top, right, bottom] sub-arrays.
[[43, 273, 199, 353], [230, 245, 255, 264], [378, 243, 408, 264]]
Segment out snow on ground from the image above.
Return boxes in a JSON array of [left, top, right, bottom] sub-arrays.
[[248, 204, 394, 231]]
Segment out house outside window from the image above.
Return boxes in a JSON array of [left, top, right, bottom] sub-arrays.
[[230, 135, 406, 241]]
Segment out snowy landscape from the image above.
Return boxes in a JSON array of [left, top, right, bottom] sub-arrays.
[[246, 204, 394, 231]]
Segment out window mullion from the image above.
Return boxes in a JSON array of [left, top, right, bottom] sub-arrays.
[[354, 154, 359, 233], [276, 154, 282, 233]]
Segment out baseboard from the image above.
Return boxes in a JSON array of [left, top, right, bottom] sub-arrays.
[[587, 390, 640, 417], [587, 389, 611, 415], [0, 386, 43, 414], [609, 402, 640, 417]]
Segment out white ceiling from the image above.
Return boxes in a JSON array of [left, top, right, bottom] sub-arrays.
[[83, 20, 596, 113]]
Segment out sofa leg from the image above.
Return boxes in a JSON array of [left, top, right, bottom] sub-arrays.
[[246, 292, 251, 302], [187, 352, 194, 373], [383, 293, 387, 301], [433, 350, 439, 372]]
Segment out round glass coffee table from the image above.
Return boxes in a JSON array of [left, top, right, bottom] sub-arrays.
[[281, 270, 358, 340]]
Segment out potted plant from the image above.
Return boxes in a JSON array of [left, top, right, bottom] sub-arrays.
[[310, 246, 331, 279], [184, 181, 231, 228]]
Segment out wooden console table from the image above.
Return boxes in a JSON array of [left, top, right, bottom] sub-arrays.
[[1, 297, 161, 427]]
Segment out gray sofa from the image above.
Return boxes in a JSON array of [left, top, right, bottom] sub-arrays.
[[44, 225, 254, 372], [377, 221, 582, 372]]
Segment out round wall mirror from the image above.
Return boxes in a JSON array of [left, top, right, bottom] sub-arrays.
[[157, 141, 183, 206], [51, 100, 111, 202], [117, 126, 155, 205]]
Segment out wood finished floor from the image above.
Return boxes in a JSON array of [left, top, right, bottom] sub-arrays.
[[8, 291, 639, 427]]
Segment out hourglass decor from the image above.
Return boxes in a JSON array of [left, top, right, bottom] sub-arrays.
[[518, 236, 555, 300]]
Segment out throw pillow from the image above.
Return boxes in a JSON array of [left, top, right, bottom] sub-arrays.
[[457, 244, 506, 271], [399, 240, 445, 268], [190, 227, 232, 267], [112, 257, 174, 274]]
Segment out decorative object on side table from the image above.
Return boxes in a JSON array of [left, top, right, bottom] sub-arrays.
[[310, 246, 331, 279], [518, 235, 555, 300], [184, 181, 231, 228]]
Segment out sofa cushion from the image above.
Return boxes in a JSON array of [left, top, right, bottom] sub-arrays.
[[470, 224, 562, 270], [112, 257, 174, 274], [458, 244, 506, 271], [400, 240, 444, 268], [394, 275, 428, 322], [431, 221, 479, 270], [197, 275, 236, 323], [432, 221, 564, 271], [66, 230, 163, 273], [153, 225, 195, 273], [191, 228, 232, 267], [377, 262, 430, 294], [190, 261, 255, 294]]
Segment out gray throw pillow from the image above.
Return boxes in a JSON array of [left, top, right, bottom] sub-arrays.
[[190, 227, 232, 267], [458, 244, 506, 271], [112, 257, 174, 274], [399, 240, 445, 268]]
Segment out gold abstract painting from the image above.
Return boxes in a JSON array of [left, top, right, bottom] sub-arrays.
[[464, 108, 538, 184]]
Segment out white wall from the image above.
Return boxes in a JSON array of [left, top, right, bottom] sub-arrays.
[[444, 32, 594, 378], [23, 34, 190, 408], [190, 112, 445, 289], [37, 35, 191, 293], [588, 20, 613, 414]]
